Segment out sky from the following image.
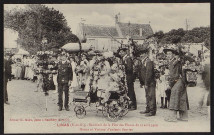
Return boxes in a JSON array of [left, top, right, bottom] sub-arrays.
[[4, 3, 210, 40]]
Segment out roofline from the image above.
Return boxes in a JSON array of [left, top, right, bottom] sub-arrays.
[[118, 22, 151, 26], [83, 23, 116, 28], [86, 36, 146, 40]]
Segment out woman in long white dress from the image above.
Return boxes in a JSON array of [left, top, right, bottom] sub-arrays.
[[69, 57, 79, 92], [15, 58, 22, 79], [24, 56, 30, 79], [28, 57, 36, 80]]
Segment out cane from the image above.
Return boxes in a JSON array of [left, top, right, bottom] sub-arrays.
[[45, 91, 49, 111], [46, 96, 48, 111]]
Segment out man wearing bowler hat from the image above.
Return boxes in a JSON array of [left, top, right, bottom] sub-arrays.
[[118, 47, 137, 110], [138, 48, 157, 116]]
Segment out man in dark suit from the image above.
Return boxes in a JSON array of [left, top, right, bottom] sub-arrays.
[[139, 49, 157, 116], [118, 48, 137, 110], [4, 54, 12, 105], [57, 53, 73, 111]]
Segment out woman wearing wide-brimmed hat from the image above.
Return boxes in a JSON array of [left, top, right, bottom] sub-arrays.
[[164, 45, 189, 122]]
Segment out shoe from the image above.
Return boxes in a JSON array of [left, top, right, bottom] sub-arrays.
[[139, 110, 150, 114], [128, 106, 137, 111], [65, 107, 70, 111], [164, 117, 177, 122], [4, 101, 10, 105], [58, 106, 62, 111], [177, 118, 188, 122], [145, 113, 156, 117], [160, 105, 164, 108]]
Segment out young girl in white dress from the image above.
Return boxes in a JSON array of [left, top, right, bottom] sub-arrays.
[[157, 66, 168, 108]]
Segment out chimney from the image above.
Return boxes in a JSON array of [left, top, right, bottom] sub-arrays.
[[140, 28, 142, 36]]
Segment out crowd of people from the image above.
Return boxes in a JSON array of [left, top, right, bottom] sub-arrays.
[[4, 39, 210, 122]]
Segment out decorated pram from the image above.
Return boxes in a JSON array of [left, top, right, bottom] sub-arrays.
[[185, 68, 197, 87], [72, 54, 130, 122]]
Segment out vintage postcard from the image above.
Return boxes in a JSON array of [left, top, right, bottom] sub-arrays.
[[3, 3, 210, 133]]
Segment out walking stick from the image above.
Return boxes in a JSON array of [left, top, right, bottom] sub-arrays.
[[46, 96, 48, 111]]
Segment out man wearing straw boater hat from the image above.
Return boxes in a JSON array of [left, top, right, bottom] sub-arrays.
[[163, 45, 189, 122]]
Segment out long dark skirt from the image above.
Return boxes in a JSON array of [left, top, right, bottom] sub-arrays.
[[21, 66, 25, 79], [169, 78, 189, 111]]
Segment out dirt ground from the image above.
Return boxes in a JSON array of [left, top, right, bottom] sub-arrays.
[[4, 74, 210, 133]]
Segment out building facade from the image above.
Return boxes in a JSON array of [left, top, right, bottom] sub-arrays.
[[76, 15, 154, 52]]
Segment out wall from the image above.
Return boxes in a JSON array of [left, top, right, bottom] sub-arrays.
[[86, 37, 121, 52], [86, 37, 145, 52]]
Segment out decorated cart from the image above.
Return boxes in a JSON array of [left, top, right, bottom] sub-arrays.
[[62, 42, 130, 121], [183, 53, 198, 87]]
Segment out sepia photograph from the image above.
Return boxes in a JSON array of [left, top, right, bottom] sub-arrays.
[[3, 3, 211, 133]]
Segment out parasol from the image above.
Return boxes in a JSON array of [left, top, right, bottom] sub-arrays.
[[62, 43, 92, 52]]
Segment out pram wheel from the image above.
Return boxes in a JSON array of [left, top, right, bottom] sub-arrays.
[[119, 99, 129, 117], [75, 106, 86, 119], [74, 105, 84, 112], [106, 101, 120, 122]]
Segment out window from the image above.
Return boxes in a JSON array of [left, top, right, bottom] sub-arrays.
[[87, 39, 97, 50]]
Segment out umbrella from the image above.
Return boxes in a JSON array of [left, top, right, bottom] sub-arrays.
[[62, 43, 92, 52]]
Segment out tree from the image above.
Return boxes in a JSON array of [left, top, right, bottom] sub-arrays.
[[4, 4, 79, 54], [152, 31, 164, 43], [150, 27, 210, 48]]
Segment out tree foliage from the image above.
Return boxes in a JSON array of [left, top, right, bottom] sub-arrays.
[[4, 4, 79, 54], [152, 27, 210, 48]]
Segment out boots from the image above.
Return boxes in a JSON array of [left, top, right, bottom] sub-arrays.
[[160, 97, 164, 108], [164, 97, 168, 108]]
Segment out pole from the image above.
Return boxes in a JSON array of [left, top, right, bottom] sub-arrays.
[[186, 19, 188, 31], [46, 96, 47, 111]]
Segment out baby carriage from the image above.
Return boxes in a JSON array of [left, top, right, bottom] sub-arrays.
[[73, 88, 130, 121], [73, 63, 130, 121]]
